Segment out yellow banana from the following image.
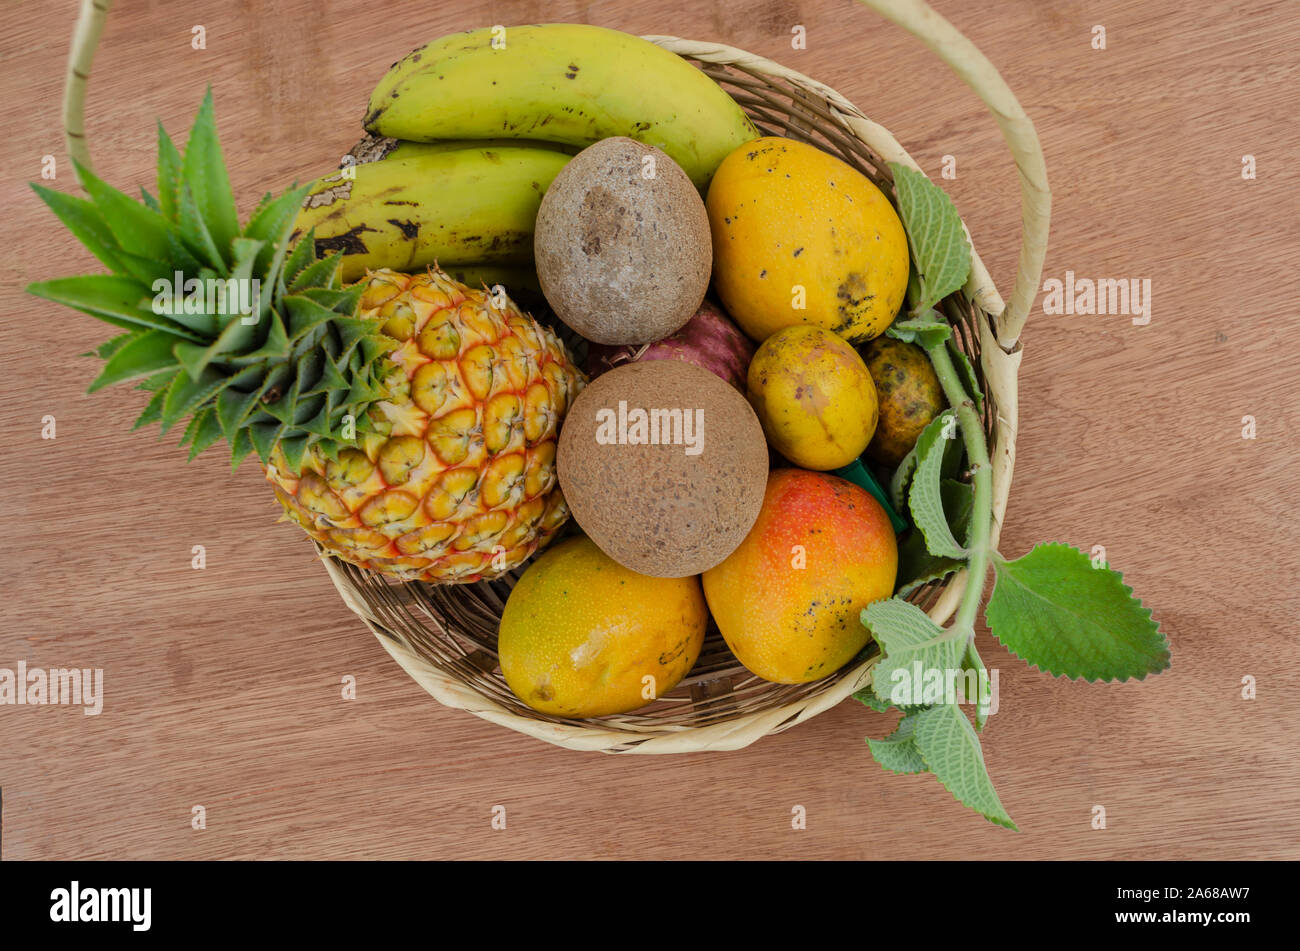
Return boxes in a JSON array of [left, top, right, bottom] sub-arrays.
[[383, 139, 578, 161], [292, 145, 570, 282], [364, 24, 758, 190]]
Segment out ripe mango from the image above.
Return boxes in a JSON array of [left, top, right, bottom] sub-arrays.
[[702, 469, 898, 684], [498, 535, 707, 717], [747, 325, 878, 470], [705, 137, 909, 343]]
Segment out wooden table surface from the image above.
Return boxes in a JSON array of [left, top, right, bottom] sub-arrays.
[[2, 0, 1297, 861]]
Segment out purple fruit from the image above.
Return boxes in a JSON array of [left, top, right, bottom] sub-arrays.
[[585, 299, 755, 392]]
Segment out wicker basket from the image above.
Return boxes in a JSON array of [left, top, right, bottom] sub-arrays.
[[318, 0, 1050, 753], [63, 0, 1049, 753]]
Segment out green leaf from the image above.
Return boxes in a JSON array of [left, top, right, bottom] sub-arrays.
[[183, 407, 225, 460], [244, 184, 311, 277], [867, 713, 929, 775], [176, 180, 225, 271], [852, 686, 894, 714], [282, 233, 314, 289], [284, 293, 343, 343], [913, 703, 1017, 830], [157, 120, 183, 221], [94, 332, 135, 361], [248, 420, 284, 464], [30, 183, 125, 272], [896, 479, 973, 595], [215, 385, 263, 439], [908, 409, 964, 558], [986, 543, 1170, 681], [886, 313, 951, 350], [26, 275, 198, 339], [75, 160, 171, 261], [133, 379, 174, 430], [288, 252, 342, 293], [229, 426, 256, 470], [890, 163, 971, 314], [91, 330, 183, 391], [241, 308, 290, 361], [863, 598, 967, 705], [180, 88, 239, 266], [160, 365, 224, 434]]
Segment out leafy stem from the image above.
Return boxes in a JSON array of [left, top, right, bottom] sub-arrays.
[[918, 336, 993, 634], [857, 162, 1169, 830]]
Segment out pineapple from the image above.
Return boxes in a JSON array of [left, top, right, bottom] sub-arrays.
[[28, 92, 584, 583]]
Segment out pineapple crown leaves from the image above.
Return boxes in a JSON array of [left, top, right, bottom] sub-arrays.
[[26, 88, 396, 475]]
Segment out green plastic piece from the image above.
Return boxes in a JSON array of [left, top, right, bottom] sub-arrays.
[[831, 457, 908, 535]]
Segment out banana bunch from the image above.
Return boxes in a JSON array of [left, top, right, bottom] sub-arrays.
[[294, 23, 757, 287], [364, 24, 756, 191], [291, 145, 569, 282]]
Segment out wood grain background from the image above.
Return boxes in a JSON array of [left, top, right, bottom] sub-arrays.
[[2, 0, 1297, 860]]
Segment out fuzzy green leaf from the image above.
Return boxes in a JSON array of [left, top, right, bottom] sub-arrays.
[[886, 313, 951, 350], [890, 163, 972, 314], [867, 713, 929, 775], [908, 410, 964, 559], [987, 544, 1170, 681], [896, 479, 972, 596], [180, 89, 239, 266], [852, 686, 894, 714], [913, 703, 1016, 830], [863, 598, 968, 705]]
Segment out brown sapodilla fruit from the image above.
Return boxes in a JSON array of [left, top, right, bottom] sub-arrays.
[[534, 136, 711, 345], [556, 360, 768, 577]]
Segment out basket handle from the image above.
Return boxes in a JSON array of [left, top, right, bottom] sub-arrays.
[[858, 0, 1050, 352]]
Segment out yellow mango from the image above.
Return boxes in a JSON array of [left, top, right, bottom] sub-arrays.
[[747, 325, 878, 470], [706, 137, 908, 343]]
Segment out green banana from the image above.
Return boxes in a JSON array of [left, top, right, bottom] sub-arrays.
[[364, 24, 758, 190], [292, 145, 570, 282]]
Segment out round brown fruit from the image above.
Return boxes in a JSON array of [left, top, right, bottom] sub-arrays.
[[534, 137, 711, 345], [556, 360, 768, 577]]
